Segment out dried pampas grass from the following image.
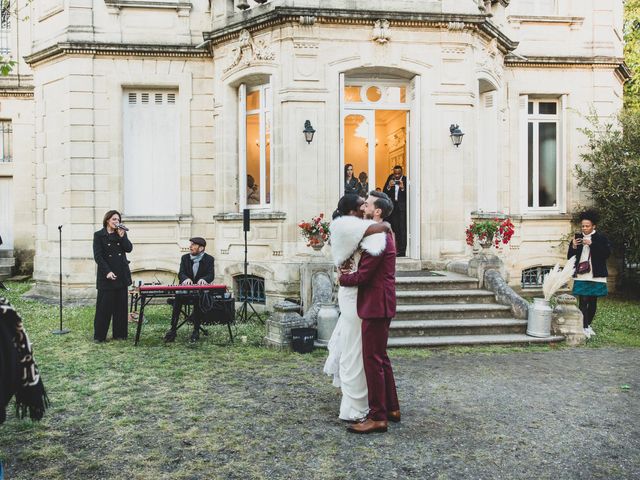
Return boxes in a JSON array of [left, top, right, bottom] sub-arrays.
[[543, 256, 576, 301]]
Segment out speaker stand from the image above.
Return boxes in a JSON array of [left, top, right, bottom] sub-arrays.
[[236, 228, 261, 324], [52, 225, 70, 335]]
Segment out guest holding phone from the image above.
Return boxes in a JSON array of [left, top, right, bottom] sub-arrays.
[[93, 210, 133, 342], [567, 209, 610, 338]]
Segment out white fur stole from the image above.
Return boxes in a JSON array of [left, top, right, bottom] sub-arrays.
[[329, 216, 387, 266]]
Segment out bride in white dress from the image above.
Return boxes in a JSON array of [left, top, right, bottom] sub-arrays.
[[323, 194, 387, 421]]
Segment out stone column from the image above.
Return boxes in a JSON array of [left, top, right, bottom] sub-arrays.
[[552, 294, 586, 346]]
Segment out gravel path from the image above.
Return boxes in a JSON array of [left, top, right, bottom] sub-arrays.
[[294, 347, 640, 480]]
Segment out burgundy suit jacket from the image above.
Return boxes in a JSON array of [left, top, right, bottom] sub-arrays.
[[339, 232, 396, 320]]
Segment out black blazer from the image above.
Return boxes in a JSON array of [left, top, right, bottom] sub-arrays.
[[383, 174, 407, 204], [567, 231, 611, 278], [93, 228, 133, 290], [178, 253, 215, 284]]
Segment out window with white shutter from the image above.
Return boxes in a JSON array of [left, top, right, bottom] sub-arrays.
[[123, 90, 180, 216]]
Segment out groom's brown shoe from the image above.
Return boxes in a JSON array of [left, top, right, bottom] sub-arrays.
[[388, 410, 401, 423], [347, 418, 388, 434]]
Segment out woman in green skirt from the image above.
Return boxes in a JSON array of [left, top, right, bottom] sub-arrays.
[[567, 210, 611, 338]]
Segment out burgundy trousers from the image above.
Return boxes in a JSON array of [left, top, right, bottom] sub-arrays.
[[362, 317, 399, 421]]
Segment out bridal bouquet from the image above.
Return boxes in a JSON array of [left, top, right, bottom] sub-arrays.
[[298, 213, 330, 247]]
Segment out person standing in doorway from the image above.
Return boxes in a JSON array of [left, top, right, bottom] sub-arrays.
[[93, 210, 133, 342], [383, 165, 407, 256], [344, 163, 361, 196]]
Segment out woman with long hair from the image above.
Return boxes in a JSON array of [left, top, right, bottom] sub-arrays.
[[567, 209, 611, 338], [344, 163, 360, 196], [93, 210, 133, 342]]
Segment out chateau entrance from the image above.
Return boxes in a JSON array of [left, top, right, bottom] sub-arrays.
[[340, 76, 419, 257]]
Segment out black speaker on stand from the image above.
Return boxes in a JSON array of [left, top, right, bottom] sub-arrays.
[[237, 209, 261, 323]]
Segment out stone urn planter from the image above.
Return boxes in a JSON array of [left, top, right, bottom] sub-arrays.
[[526, 298, 553, 337]]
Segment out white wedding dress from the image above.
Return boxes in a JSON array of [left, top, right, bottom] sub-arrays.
[[323, 215, 387, 421]]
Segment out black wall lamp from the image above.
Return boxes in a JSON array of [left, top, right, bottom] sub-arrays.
[[450, 124, 464, 147], [303, 120, 316, 144]]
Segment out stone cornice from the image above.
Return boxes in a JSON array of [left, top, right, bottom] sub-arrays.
[[0, 75, 34, 97], [24, 42, 209, 66], [0, 89, 33, 98], [205, 8, 518, 53], [505, 55, 627, 73]]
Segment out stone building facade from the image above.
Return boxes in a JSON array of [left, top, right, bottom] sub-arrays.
[[0, 0, 627, 304]]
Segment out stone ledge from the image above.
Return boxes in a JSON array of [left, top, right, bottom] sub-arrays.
[[212, 211, 286, 222], [122, 215, 193, 222]]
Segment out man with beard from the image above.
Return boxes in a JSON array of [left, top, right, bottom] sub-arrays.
[[339, 191, 400, 433]]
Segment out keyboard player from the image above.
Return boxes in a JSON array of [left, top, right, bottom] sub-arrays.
[[164, 237, 215, 343]]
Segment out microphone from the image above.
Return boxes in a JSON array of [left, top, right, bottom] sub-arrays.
[[115, 223, 129, 231]]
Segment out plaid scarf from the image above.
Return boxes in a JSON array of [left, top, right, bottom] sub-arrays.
[[0, 297, 49, 424]]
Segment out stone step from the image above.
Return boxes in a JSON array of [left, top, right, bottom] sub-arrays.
[[0, 249, 13, 258], [387, 334, 565, 348], [0, 257, 16, 267], [395, 276, 478, 291], [395, 259, 423, 271], [389, 318, 527, 337], [396, 289, 495, 305], [0, 266, 13, 279], [394, 303, 512, 320]]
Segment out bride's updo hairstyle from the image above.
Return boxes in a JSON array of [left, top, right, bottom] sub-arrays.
[[332, 194, 362, 220]]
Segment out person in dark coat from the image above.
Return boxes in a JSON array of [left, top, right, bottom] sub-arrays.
[[344, 163, 361, 196], [383, 165, 407, 257], [164, 237, 215, 343], [93, 210, 133, 342], [567, 209, 611, 338]]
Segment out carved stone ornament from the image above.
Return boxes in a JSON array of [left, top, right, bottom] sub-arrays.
[[372, 19, 391, 44], [477, 38, 504, 80], [224, 29, 275, 73]]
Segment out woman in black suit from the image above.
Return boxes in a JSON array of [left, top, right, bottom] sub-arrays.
[[93, 210, 133, 342], [567, 209, 610, 338]]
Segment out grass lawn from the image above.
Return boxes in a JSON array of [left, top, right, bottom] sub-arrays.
[[0, 281, 638, 479]]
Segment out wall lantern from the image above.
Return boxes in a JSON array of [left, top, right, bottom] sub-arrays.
[[449, 124, 464, 147], [236, 0, 250, 10], [303, 120, 316, 144]]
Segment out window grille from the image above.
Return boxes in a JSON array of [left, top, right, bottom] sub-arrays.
[[234, 274, 266, 304], [0, 120, 12, 163], [521, 266, 553, 289]]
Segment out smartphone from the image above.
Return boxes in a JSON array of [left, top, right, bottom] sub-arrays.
[[574, 233, 583, 239]]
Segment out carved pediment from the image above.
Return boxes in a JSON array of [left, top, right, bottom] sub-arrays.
[[224, 29, 275, 73]]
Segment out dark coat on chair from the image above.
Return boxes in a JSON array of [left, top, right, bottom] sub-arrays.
[[93, 228, 133, 290], [567, 231, 611, 278], [178, 253, 215, 284]]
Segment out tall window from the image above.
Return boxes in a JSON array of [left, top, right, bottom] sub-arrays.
[[0, 2, 9, 56], [239, 83, 271, 208], [122, 90, 179, 216], [526, 99, 561, 209], [0, 120, 11, 162]]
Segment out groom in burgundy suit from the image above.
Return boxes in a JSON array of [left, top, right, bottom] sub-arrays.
[[339, 191, 400, 434]]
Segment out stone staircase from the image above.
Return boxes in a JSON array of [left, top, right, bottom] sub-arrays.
[[388, 271, 564, 347], [0, 249, 14, 279]]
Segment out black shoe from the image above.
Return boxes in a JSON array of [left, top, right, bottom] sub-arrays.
[[189, 331, 200, 344], [164, 330, 177, 343]]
